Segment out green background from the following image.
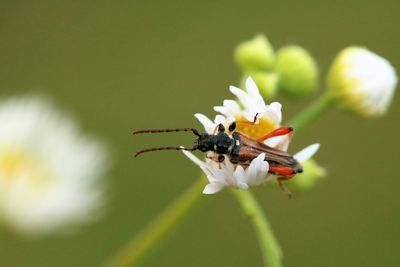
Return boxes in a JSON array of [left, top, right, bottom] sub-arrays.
[[0, 0, 399, 266]]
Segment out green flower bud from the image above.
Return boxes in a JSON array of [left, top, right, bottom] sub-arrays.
[[240, 72, 278, 100], [275, 46, 319, 100], [286, 159, 325, 191], [234, 34, 275, 72], [327, 47, 397, 117], [253, 72, 278, 100]]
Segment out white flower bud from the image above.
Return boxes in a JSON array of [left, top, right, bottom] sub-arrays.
[[328, 47, 397, 117]]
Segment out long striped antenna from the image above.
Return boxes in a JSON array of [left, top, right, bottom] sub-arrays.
[[133, 128, 200, 136], [134, 146, 196, 157]]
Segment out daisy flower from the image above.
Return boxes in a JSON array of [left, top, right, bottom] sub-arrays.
[[0, 96, 108, 237], [183, 77, 320, 194]]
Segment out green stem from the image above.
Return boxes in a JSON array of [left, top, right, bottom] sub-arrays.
[[102, 177, 207, 267], [231, 189, 282, 267], [290, 93, 333, 132]]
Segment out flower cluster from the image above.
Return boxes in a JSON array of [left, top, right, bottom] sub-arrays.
[[235, 34, 319, 100], [183, 77, 320, 194]]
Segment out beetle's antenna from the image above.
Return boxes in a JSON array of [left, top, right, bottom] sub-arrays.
[[134, 146, 196, 157], [133, 128, 200, 136]]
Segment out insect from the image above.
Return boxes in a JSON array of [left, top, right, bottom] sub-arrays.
[[133, 118, 303, 196]]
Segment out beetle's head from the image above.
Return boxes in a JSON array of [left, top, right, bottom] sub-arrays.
[[193, 133, 215, 152]]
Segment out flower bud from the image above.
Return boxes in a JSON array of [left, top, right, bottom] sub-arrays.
[[275, 46, 319, 100], [327, 47, 397, 117], [286, 159, 326, 191], [234, 34, 275, 72]]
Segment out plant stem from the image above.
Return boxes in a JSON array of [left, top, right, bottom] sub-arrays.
[[231, 189, 282, 267], [290, 93, 333, 132], [103, 177, 207, 267]]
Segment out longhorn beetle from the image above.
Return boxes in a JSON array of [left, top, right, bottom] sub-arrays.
[[133, 118, 303, 195]]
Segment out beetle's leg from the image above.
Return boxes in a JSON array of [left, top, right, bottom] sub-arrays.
[[277, 178, 293, 199], [258, 127, 293, 142], [275, 170, 296, 198], [269, 166, 296, 198], [212, 124, 220, 135], [229, 157, 239, 164], [236, 113, 259, 125], [207, 154, 226, 163], [212, 123, 226, 135], [217, 124, 225, 133]]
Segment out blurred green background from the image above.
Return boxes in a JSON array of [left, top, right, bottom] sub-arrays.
[[0, 0, 399, 266]]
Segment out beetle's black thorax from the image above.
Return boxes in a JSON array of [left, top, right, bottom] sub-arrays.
[[195, 132, 240, 155]]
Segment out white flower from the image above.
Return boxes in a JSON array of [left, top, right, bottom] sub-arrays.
[[183, 77, 320, 194], [0, 96, 108, 237], [210, 77, 287, 149], [328, 47, 398, 117]]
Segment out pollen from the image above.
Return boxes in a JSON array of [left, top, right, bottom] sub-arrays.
[[235, 115, 277, 140]]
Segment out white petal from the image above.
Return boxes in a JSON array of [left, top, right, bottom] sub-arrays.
[[200, 167, 216, 182], [223, 100, 241, 113], [262, 102, 282, 125], [264, 135, 290, 151], [294, 143, 320, 163], [182, 150, 207, 169], [224, 116, 236, 130], [245, 77, 266, 107], [237, 182, 249, 190], [214, 100, 241, 117], [229, 86, 253, 110], [233, 165, 247, 185], [277, 135, 290, 152], [269, 102, 283, 123], [194, 113, 214, 133], [269, 102, 282, 114], [213, 106, 230, 117], [214, 115, 226, 125], [203, 183, 224, 194], [246, 153, 269, 185]]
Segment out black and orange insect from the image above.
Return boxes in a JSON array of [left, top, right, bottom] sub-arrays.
[[133, 116, 303, 195]]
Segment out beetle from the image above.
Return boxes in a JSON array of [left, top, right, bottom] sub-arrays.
[[133, 119, 302, 195]]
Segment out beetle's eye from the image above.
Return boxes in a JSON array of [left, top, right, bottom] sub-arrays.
[[217, 124, 225, 133], [201, 147, 207, 152]]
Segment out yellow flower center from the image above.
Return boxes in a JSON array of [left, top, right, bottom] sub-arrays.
[[0, 145, 53, 190], [235, 115, 278, 140]]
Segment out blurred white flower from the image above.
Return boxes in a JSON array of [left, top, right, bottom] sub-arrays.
[[183, 77, 319, 194], [328, 47, 398, 117], [0, 96, 108, 237]]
